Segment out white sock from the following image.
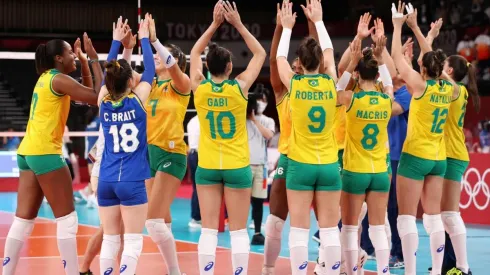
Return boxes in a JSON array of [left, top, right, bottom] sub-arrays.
[[320, 227, 341, 275], [289, 227, 309, 275], [264, 215, 284, 268], [100, 234, 121, 275], [56, 211, 79, 275], [146, 219, 181, 275], [423, 214, 446, 275], [198, 228, 218, 275], [384, 214, 392, 250], [120, 234, 143, 274], [442, 212, 469, 273], [2, 217, 34, 275], [340, 225, 359, 275], [397, 215, 418, 275], [369, 225, 390, 275], [230, 229, 250, 274]]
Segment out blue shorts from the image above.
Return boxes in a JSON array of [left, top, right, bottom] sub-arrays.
[[97, 180, 148, 207]]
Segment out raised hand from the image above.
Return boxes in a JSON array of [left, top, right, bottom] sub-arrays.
[[280, 1, 296, 29], [349, 38, 363, 64], [404, 39, 414, 64], [406, 7, 418, 29], [276, 2, 282, 26], [74, 38, 87, 62], [213, 0, 225, 26], [121, 24, 137, 49], [146, 13, 157, 43], [373, 36, 387, 59], [371, 18, 385, 42], [428, 18, 443, 39], [357, 13, 374, 40], [305, 0, 322, 23], [401, 37, 413, 54], [113, 16, 129, 41], [138, 18, 149, 39], [300, 0, 310, 21], [223, 1, 242, 27], [391, 1, 408, 29], [83, 33, 98, 60]]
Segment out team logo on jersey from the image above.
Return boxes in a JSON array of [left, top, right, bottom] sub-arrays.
[[308, 79, 319, 87], [369, 97, 379, 105], [298, 261, 308, 270], [104, 267, 114, 275], [3, 257, 10, 266], [163, 162, 172, 168], [62, 260, 66, 268], [112, 101, 123, 108], [332, 261, 341, 270], [437, 245, 445, 253], [212, 86, 223, 93], [120, 264, 127, 272], [235, 267, 244, 274], [204, 261, 214, 271]]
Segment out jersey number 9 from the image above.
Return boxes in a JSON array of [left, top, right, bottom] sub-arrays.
[[109, 123, 139, 153], [308, 106, 326, 133]]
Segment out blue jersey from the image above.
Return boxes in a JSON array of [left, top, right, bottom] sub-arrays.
[[99, 93, 150, 182], [85, 116, 100, 159]]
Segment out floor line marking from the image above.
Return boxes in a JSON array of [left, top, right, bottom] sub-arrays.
[[0, 235, 94, 240]]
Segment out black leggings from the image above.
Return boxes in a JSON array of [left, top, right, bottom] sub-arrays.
[[251, 197, 264, 234]]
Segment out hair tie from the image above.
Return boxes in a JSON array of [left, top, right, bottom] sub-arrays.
[[115, 61, 121, 68], [467, 62, 471, 67]]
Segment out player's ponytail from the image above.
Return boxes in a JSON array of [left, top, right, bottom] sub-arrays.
[[34, 39, 66, 75], [422, 49, 446, 78], [357, 47, 379, 81], [447, 55, 480, 113], [105, 59, 133, 101], [206, 42, 232, 76], [297, 37, 322, 72]]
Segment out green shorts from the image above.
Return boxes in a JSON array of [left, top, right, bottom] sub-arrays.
[[148, 145, 187, 180], [398, 152, 447, 181], [286, 158, 341, 191], [444, 158, 469, 182], [387, 153, 392, 175], [196, 165, 252, 189], [342, 170, 390, 194], [338, 149, 344, 173], [17, 154, 67, 175], [273, 154, 289, 180]]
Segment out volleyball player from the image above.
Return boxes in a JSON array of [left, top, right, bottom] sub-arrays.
[[336, 36, 393, 275], [2, 34, 103, 275], [276, 0, 341, 274], [391, 3, 460, 275], [96, 16, 154, 275], [190, 1, 266, 274]]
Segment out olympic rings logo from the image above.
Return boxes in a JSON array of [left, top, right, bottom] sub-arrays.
[[460, 168, 490, 210]]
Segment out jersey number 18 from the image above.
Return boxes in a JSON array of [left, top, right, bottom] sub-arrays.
[[109, 123, 139, 153]]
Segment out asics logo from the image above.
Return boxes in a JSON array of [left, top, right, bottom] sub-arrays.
[[3, 257, 10, 266], [353, 265, 358, 271], [299, 261, 308, 270], [163, 162, 172, 168], [437, 245, 445, 253], [104, 267, 114, 275], [62, 260, 66, 268], [204, 261, 214, 271], [166, 56, 172, 65], [383, 266, 389, 273], [120, 265, 127, 272], [332, 261, 341, 270], [235, 267, 244, 274]]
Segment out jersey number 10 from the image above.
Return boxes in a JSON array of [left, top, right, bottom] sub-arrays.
[[205, 111, 236, 139], [109, 123, 139, 153]]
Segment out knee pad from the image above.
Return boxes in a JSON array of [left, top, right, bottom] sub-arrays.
[[368, 225, 389, 251], [320, 226, 341, 247], [441, 211, 466, 237], [145, 219, 171, 243], [397, 215, 417, 239], [56, 211, 78, 239], [423, 214, 445, 235], [358, 203, 368, 224], [198, 228, 218, 256], [7, 217, 35, 241], [340, 225, 358, 251], [122, 234, 143, 260], [289, 227, 309, 249], [384, 214, 392, 240], [230, 229, 250, 254], [100, 234, 121, 260], [265, 215, 284, 240]]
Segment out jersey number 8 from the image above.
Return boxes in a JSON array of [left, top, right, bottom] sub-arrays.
[[109, 123, 139, 153]]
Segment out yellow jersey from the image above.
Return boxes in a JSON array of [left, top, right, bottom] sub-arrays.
[[344, 91, 392, 173], [445, 84, 469, 161], [276, 93, 292, 155], [402, 79, 454, 160], [194, 79, 249, 169], [18, 69, 71, 155], [146, 78, 190, 155], [288, 74, 338, 164]]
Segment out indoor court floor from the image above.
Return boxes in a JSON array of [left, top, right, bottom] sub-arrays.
[[0, 191, 488, 274]]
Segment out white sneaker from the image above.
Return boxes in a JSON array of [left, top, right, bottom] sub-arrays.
[[188, 219, 202, 229], [78, 186, 91, 202], [86, 194, 98, 209]]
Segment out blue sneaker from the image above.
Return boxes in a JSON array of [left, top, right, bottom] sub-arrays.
[[389, 255, 405, 269], [312, 230, 320, 244]]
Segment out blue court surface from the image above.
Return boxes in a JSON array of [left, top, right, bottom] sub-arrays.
[[0, 192, 488, 274]]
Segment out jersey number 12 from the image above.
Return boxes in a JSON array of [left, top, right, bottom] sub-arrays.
[[109, 123, 139, 153]]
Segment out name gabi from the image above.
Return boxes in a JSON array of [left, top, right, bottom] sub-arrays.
[[208, 98, 228, 107], [295, 91, 334, 100], [356, 110, 388, 120], [430, 94, 451, 104], [104, 110, 136, 122]]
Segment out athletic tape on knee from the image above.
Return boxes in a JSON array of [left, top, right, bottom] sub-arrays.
[[358, 203, 368, 224], [100, 234, 121, 260], [122, 234, 143, 260], [7, 216, 35, 241], [397, 215, 417, 239], [145, 219, 172, 243], [56, 211, 78, 240], [230, 229, 250, 255], [320, 226, 341, 247], [441, 212, 466, 237], [423, 214, 445, 235], [368, 225, 389, 251], [265, 215, 284, 240], [289, 227, 309, 248], [340, 225, 358, 251], [198, 228, 218, 256]]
